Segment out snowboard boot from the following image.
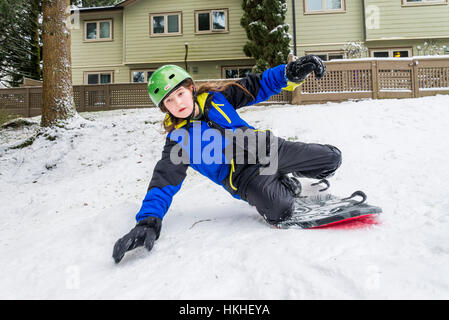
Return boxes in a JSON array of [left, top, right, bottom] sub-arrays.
[[280, 174, 302, 198], [292, 172, 331, 192]]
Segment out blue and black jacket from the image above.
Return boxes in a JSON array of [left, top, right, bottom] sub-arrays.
[[136, 64, 301, 222]]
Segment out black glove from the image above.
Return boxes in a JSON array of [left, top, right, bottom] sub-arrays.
[[285, 55, 326, 83], [112, 216, 162, 264]]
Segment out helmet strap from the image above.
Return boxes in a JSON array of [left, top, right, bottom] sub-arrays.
[[185, 87, 198, 131]]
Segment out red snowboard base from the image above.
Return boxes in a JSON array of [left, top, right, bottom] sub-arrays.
[[310, 214, 380, 230]]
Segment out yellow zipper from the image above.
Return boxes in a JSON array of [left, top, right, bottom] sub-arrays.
[[211, 102, 231, 124], [229, 159, 237, 191]]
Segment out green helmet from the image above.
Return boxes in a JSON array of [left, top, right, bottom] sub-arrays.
[[147, 65, 192, 108]]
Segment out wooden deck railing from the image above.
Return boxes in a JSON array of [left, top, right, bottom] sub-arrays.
[[1, 56, 449, 118]]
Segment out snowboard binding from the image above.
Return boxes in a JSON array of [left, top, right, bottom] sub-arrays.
[[276, 189, 381, 229], [281, 174, 331, 198]]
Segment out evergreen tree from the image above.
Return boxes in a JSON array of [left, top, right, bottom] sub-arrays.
[[240, 0, 291, 73], [0, 0, 42, 87]]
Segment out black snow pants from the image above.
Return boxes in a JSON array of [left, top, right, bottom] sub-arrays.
[[235, 137, 342, 225]]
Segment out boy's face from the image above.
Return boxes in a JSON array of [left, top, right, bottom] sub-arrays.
[[163, 85, 194, 119]]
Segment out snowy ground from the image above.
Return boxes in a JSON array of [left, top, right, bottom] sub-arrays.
[[1, 95, 449, 299]]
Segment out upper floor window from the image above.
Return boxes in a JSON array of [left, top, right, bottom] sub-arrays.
[[84, 20, 113, 42], [150, 12, 182, 36], [402, 0, 447, 5], [195, 9, 228, 34], [304, 0, 346, 14]]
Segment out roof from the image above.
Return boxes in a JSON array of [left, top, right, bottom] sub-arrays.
[[71, 5, 123, 13], [70, 0, 138, 13], [115, 0, 139, 7]]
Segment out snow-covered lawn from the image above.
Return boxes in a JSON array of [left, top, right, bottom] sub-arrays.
[[1, 95, 449, 299]]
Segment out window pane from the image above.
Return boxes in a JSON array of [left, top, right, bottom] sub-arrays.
[[198, 13, 210, 31], [393, 51, 409, 58], [238, 68, 252, 78], [133, 72, 145, 83], [87, 74, 99, 84], [152, 16, 165, 34], [326, 0, 342, 10], [373, 51, 389, 58], [328, 54, 343, 60], [100, 74, 111, 84], [212, 11, 226, 30], [99, 21, 111, 38], [307, 0, 323, 11], [86, 23, 97, 39], [167, 15, 179, 33], [225, 69, 238, 79], [147, 71, 154, 81], [316, 54, 328, 61]]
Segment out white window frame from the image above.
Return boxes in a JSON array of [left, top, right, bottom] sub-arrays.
[[84, 19, 113, 42], [195, 9, 229, 34], [306, 51, 345, 61], [130, 69, 156, 83], [83, 71, 114, 85], [402, 0, 447, 6], [370, 48, 413, 58], [304, 0, 346, 14], [149, 12, 182, 37], [222, 66, 253, 79]]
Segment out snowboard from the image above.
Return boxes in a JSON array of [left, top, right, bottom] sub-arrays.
[[276, 190, 382, 229]]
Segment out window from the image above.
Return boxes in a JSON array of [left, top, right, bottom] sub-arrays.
[[222, 66, 253, 79], [84, 71, 113, 85], [370, 48, 412, 58], [304, 0, 345, 13], [84, 20, 112, 41], [150, 12, 182, 36], [306, 51, 345, 61], [195, 9, 228, 33], [402, 0, 447, 6], [131, 70, 155, 83]]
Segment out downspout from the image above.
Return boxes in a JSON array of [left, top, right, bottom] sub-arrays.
[[184, 43, 189, 71], [291, 0, 297, 56], [361, 0, 367, 44]]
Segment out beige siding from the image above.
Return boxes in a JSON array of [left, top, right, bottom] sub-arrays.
[[71, 11, 124, 67], [286, 0, 365, 56], [123, 0, 249, 63], [71, 11, 125, 85], [365, 0, 449, 41]]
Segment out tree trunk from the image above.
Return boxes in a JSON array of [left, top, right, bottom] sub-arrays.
[[30, 0, 42, 81], [41, 0, 77, 127]]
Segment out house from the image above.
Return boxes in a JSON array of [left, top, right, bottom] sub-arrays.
[[289, 0, 449, 60], [70, 0, 255, 85], [70, 0, 449, 85]]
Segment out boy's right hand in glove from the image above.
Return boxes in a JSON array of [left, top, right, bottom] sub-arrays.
[[112, 216, 162, 264], [285, 54, 326, 83]]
